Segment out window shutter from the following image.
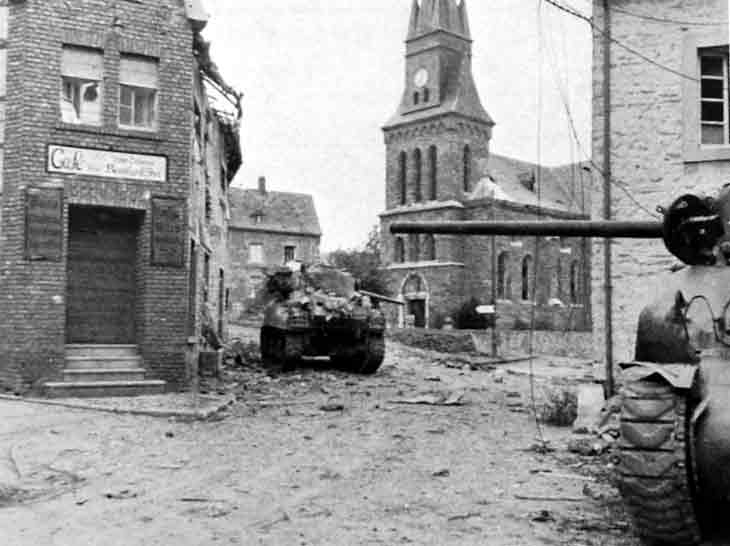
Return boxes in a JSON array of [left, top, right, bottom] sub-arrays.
[[61, 47, 103, 80], [120, 56, 158, 88]]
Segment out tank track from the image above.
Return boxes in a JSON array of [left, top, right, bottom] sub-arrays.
[[617, 378, 701, 546], [259, 326, 303, 372], [329, 333, 385, 375]]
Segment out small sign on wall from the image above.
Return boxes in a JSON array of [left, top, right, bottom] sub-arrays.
[[25, 187, 63, 261], [47, 145, 167, 182], [151, 196, 185, 267]]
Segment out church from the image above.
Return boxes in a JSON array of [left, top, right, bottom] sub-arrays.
[[379, 0, 592, 332]]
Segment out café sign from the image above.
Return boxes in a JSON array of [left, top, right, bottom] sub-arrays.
[[47, 145, 167, 182]]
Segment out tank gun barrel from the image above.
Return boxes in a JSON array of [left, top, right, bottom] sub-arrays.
[[390, 220, 664, 239], [358, 290, 405, 306]]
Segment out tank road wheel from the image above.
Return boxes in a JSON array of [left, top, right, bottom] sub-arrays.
[[281, 334, 304, 372], [617, 378, 702, 546], [260, 326, 276, 367], [356, 334, 385, 375]]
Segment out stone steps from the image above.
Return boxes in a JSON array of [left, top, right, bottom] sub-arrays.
[[63, 368, 147, 382], [43, 380, 166, 398], [41, 344, 166, 398]]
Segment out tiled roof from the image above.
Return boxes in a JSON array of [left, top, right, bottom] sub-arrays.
[[468, 154, 592, 215], [228, 186, 322, 236]]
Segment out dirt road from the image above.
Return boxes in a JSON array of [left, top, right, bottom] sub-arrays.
[[0, 341, 638, 546]]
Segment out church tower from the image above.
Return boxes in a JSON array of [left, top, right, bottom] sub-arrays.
[[380, 0, 494, 328]]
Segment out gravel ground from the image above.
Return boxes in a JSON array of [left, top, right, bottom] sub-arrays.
[[0, 339, 640, 546]]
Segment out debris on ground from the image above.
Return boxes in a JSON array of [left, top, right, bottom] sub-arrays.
[[538, 387, 578, 427], [224, 338, 261, 367], [432, 469, 451, 478], [390, 391, 466, 407], [567, 437, 611, 457]]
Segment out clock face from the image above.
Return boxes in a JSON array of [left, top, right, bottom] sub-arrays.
[[413, 68, 429, 88]]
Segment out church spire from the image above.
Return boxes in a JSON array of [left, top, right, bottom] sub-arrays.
[[407, 0, 471, 41]]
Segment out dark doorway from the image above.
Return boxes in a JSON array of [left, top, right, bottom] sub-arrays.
[[66, 206, 141, 344], [408, 299, 426, 328], [218, 269, 225, 335]]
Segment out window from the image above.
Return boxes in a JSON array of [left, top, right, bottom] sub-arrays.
[[119, 54, 158, 130], [284, 245, 296, 263], [700, 49, 729, 145], [398, 151, 407, 205], [60, 46, 103, 125], [413, 148, 422, 202], [394, 237, 405, 263], [249, 243, 263, 264], [203, 252, 210, 302], [409, 234, 420, 262], [423, 234, 436, 261], [463, 145, 471, 192], [570, 261, 580, 304], [497, 252, 511, 300], [413, 91, 420, 105], [423, 88, 430, 102], [521, 255, 532, 301], [252, 213, 264, 225], [428, 145, 437, 200]]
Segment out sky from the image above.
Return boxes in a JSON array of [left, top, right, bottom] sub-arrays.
[[203, 0, 593, 251]]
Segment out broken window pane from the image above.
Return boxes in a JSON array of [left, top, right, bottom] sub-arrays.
[[60, 46, 102, 125]]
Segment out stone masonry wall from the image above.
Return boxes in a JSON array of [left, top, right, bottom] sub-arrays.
[[0, 0, 194, 391], [592, 0, 730, 364]]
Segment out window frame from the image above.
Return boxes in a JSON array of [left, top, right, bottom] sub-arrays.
[[699, 48, 729, 147], [118, 54, 159, 132], [60, 46, 103, 126], [284, 245, 296, 263], [248, 243, 264, 264], [682, 30, 730, 162]]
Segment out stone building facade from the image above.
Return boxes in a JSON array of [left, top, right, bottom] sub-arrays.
[[591, 1, 730, 363], [0, 0, 241, 395], [228, 177, 321, 321], [380, 0, 591, 331]]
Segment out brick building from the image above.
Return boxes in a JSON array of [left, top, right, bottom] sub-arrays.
[[0, 0, 241, 395], [380, 0, 591, 331], [591, 1, 730, 363], [227, 177, 321, 321]]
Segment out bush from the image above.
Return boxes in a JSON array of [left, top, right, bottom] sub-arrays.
[[537, 387, 578, 427], [452, 297, 494, 330]]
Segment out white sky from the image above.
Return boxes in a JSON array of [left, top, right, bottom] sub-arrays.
[[203, 0, 593, 251]]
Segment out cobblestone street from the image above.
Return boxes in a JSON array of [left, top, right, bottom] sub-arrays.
[[1, 341, 637, 546]]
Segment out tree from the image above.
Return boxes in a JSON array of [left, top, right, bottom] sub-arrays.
[[328, 225, 390, 295]]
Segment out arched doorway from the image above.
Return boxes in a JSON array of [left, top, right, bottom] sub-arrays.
[[399, 273, 429, 328]]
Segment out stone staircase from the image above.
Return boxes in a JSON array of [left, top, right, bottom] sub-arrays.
[[43, 345, 166, 398]]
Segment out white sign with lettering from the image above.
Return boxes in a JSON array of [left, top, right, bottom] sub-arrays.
[[47, 145, 167, 182]]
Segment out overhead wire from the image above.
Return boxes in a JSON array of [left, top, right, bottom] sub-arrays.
[[539, 6, 660, 219]]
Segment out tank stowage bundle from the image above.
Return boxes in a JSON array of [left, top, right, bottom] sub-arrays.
[[391, 185, 730, 545], [260, 263, 401, 374]]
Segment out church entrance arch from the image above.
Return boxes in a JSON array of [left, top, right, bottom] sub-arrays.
[[399, 273, 429, 328]]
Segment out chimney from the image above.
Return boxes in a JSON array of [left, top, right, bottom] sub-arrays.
[[258, 176, 267, 194]]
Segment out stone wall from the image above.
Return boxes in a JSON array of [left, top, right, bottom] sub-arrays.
[[591, 0, 730, 363], [489, 329, 594, 360]]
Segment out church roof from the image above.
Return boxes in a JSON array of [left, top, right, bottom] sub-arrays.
[[229, 186, 322, 236], [469, 154, 591, 215], [384, 55, 494, 129], [408, 0, 471, 40]]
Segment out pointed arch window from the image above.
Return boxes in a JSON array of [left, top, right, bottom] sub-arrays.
[[521, 255, 533, 301], [413, 148, 422, 202], [409, 234, 420, 262], [394, 237, 405, 263], [423, 234, 436, 261], [428, 145, 437, 200], [413, 91, 420, 105], [398, 151, 407, 205], [497, 252, 511, 300], [463, 144, 471, 192], [570, 260, 580, 304], [423, 88, 430, 102]]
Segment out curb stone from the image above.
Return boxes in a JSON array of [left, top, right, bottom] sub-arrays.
[[0, 394, 235, 420]]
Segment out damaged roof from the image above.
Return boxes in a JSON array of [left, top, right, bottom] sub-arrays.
[[469, 154, 591, 215], [229, 187, 322, 237]]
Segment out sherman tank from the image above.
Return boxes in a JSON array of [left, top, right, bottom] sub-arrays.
[[260, 263, 402, 374], [391, 185, 730, 545]]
